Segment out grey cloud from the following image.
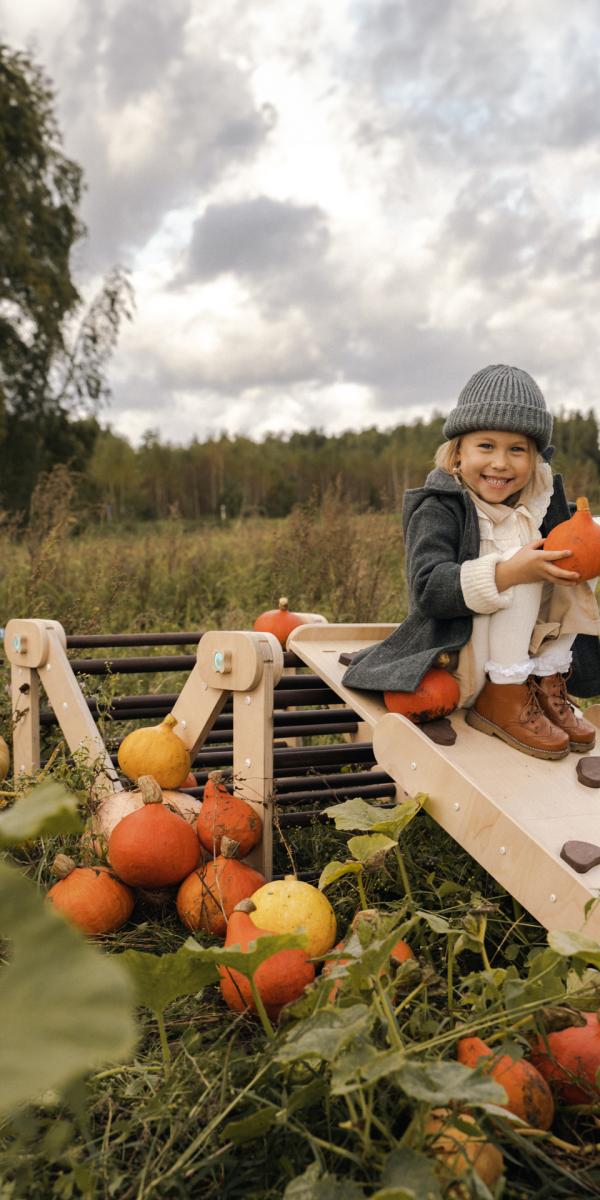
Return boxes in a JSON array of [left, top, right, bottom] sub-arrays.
[[45, 2, 271, 273], [182, 197, 330, 282], [347, 0, 600, 165]]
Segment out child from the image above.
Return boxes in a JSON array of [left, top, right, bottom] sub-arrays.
[[343, 364, 600, 759]]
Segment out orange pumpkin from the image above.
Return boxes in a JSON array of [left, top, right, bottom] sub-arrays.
[[89, 781, 201, 854], [529, 1012, 600, 1104], [176, 837, 266, 937], [180, 771, 198, 789], [219, 899, 315, 1019], [47, 854, 134, 935], [384, 667, 459, 723], [108, 775, 200, 888], [390, 937, 415, 965], [196, 771, 263, 858], [544, 496, 600, 581], [457, 1035, 554, 1129], [252, 597, 309, 648]]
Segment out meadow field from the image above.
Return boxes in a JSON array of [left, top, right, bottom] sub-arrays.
[[1, 498, 600, 1199]]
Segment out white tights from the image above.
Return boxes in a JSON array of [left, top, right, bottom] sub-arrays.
[[485, 577, 574, 685]]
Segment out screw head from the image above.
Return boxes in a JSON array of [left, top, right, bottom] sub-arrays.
[[549, 894, 557, 903], [499, 846, 507, 855]]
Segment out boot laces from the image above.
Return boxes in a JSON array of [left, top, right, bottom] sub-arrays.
[[523, 678, 547, 729], [544, 672, 572, 716]]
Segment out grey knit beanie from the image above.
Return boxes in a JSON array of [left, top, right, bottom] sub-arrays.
[[443, 364, 552, 451]]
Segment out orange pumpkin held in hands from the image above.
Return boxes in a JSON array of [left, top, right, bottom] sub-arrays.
[[219, 898, 315, 1019], [47, 854, 134, 935], [108, 775, 200, 888], [384, 667, 459, 723], [176, 837, 266, 937], [457, 1035, 554, 1129], [253, 597, 309, 648], [118, 713, 191, 788], [544, 497, 600, 581], [196, 771, 263, 858]]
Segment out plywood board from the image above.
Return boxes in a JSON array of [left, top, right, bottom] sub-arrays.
[[373, 710, 600, 939]]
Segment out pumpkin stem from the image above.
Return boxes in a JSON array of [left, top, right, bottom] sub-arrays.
[[138, 775, 164, 805], [576, 496, 591, 512], [221, 835, 241, 859], [284, 874, 298, 881], [278, 597, 289, 610], [234, 898, 257, 913], [163, 714, 178, 730], [53, 853, 77, 879], [207, 769, 228, 786]]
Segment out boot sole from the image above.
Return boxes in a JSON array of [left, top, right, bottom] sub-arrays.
[[569, 738, 596, 753], [465, 708, 569, 760]]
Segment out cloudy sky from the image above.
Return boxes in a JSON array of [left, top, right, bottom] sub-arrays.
[[2, 0, 600, 444]]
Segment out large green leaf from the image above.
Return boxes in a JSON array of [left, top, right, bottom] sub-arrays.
[[548, 929, 600, 968], [393, 1060, 506, 1106], [183, 930, 309, 977], [331, 1042, 405, 1095], [120, 946, 219, 1017], [323, 796, 423, 836], [284, 1163, 365, 1199], [318, 859, 363, 890], [0, 861, 136, 1114], [0, 781, 82, 846], [347, 833, 398, 865], [275, 1005, 374, 1064], [377, 1147, 442, 1200]]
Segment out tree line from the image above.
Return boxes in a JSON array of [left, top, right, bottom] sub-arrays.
[[4, 409, 598, 526]]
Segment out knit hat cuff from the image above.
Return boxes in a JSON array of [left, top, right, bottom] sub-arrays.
[[443, 400, 552, 450]]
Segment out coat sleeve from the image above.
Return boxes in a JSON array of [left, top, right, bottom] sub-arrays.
[[404, 497, 473, 619]]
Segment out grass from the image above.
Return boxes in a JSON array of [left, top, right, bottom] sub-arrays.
[[1, 498, 600, 1199]]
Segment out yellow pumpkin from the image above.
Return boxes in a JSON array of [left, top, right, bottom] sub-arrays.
[[117, 713, 190, 788], [0, 734, 9, 783], [249, 875, 336, 958], [424, 1108, 504, 1190]]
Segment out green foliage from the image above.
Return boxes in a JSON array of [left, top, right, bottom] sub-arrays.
[[0, 780, 136, 1115], [0, 42, 133, 515], [0, 780, 82, 845]]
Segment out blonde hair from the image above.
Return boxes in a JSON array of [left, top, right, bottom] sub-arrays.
[[434, 433, 539, 480]]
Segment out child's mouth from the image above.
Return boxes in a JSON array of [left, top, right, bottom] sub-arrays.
[[481, 475, 513, 489]]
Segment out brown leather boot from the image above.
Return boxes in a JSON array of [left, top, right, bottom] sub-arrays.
[[466, 678, 570, 759], [535, 673, 596, 752]]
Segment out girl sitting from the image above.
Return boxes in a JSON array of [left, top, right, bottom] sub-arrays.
[[343, 364, 600, 759]]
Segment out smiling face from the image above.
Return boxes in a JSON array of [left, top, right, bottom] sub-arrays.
[[456, 429, 534, 503]]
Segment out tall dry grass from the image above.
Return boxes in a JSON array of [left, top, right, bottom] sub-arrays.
[[0, 481, 407, 634]]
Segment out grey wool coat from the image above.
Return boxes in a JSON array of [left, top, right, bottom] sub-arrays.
[[342, 467, 600, 699]]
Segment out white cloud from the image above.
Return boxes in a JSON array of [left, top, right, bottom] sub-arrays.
[[2, 0, 600, 443]]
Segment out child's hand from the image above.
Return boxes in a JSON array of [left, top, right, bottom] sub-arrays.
[[495, 539, 580, 591]]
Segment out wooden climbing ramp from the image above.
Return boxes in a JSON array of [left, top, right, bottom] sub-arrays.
[[288, 622, 600, 941]]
